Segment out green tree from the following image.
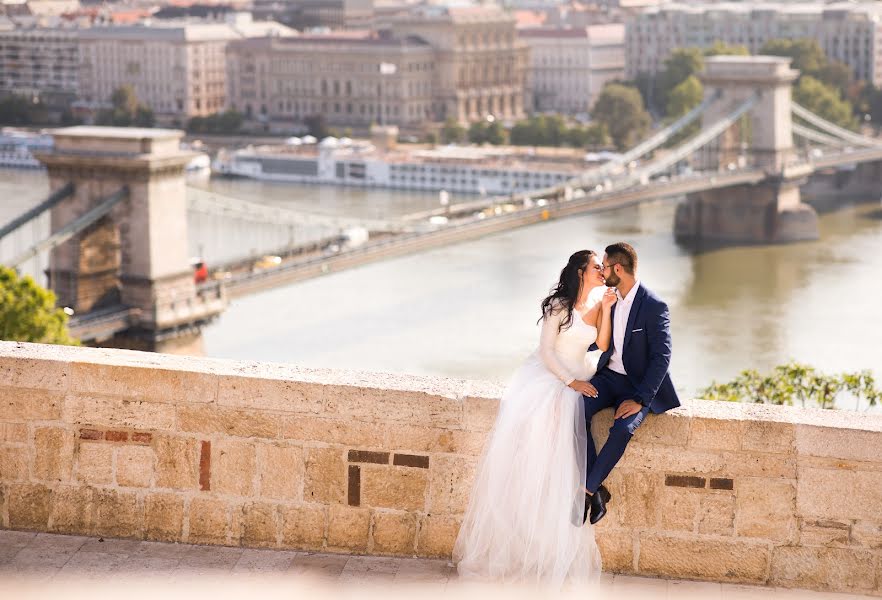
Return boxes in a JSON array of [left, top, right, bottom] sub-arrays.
[[591, 83, 651, 151], [760, 38, 827, 76], [304, 114, 330, 139], [666, 75, 703, 118], [96, 85, 154, 127], [794, 75, 858, 130], [0, 266, 78, 345], [468, 121, 488, 144], [700, 362, 881, 410], [0, 94, 50, 126], [187, 110, 244, 134], [440, 117, 466, 144], [584, 122, 610, 148], [656, 48, 704, 112], [815, 60, 853, 92], [704, 41, 749, 57], [484, 120, 507, 145]]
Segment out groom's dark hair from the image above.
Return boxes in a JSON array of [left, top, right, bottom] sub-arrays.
[[605, 242, 637, 274]]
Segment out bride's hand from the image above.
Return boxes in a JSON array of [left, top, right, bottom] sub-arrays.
[[569, 380, 598, 398], [601, 288, 617, 311]]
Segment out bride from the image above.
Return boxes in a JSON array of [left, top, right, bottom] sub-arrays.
[[454, 249, 616, 588]]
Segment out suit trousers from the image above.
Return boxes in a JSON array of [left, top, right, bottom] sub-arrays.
[[583, 368, 650, 493]]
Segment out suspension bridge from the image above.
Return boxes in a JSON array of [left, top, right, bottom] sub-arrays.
[[2, 55, 882, 350]]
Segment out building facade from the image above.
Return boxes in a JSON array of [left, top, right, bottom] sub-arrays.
[[0, 25, 79, 108], [627, 2, 882, 85], [519, 24, 625, 115]]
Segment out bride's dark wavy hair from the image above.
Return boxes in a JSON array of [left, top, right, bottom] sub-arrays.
[[539, 249, 596, 332]]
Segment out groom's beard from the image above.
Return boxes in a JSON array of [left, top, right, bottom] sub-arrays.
[[605, 273, 621, 288]]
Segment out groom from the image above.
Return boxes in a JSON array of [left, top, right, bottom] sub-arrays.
[[580, 242, 680, 525]]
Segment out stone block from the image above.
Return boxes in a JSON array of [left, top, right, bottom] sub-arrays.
[[0, 386, 63, 420], [93, 488, 143, 539], [636, 413, 690, 447], [75, 441, 113, 484], [0, 356, 68, 390], [689, 418, 742, 451], [48, 485, 93, 535], [116, 445, 155, 487], [257, 443, 304, 501], [637, 533, 769, 583], [795, 425, 879, 463], [326, 387, 462, 428], [240, 502, 279, 548], [770, 546, 877, 593], [144, 492, 184, 542], [742, 421, 794, 454], [69, 362, 217, 404], [177, 404, 278, 438], [63, 394, 175, 429], [155, 435, 200, 490], [595, 528, 634, 572], [280, 504, 327, 550], [698, 494, 735, 536], [798, 467, 882, 522], [619, 444, 727, 474], [361, 466, 427, 511], [385, 424, 485, 456], [611, 472, 661, 528], [327, 504, 370, 551], [462, 397, 498, 432], [371, 511, 417, 555], [188, 497, 229, 545], [304, 447, 345, 504], [0, 445, 28, 480], [720, 451, 796, 479], [219, 376, 324, 413], [851, 521, 882, 549], [659, 488, 700, 532], [212, 440, 256, 496], [281, 416, 380, 447], [799, 519, 850, 547], [7, 483, 51, 529], [0, 422, 27, 442], [417, 514, 461, 558], [427, 455, 477, 514], [735, 479, 797, 542], [33, 427, 75, 482]]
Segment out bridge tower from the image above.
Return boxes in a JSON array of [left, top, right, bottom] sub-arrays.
[[675, 56, 820, 245], [37, 127, 225, 354]]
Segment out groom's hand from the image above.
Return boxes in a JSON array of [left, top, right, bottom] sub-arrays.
[[615, 399, 642, 419]]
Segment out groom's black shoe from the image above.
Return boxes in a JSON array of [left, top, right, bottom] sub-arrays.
[[587, 485, 612, 525]]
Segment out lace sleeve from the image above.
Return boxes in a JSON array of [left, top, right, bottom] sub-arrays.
[[539, 307, 576, 385]]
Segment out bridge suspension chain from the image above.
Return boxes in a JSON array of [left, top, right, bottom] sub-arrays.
[[792, 124, 848, 148], [791, 103, 880, 148]]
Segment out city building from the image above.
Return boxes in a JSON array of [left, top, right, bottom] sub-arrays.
[[77, 13, 295, 122], [627, 2, 882, 85], [519, 24, 625, 115], [0, 23, 79, 109], [226, 3, 529, 127]]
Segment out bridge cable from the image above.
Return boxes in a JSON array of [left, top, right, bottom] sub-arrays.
[[791, 103, 879, 148], [0, 182, 75, 242]]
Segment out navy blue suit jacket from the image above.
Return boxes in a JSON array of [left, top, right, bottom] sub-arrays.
[[595, 284, 680, 414]]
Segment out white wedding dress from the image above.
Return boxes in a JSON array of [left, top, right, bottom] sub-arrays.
[[454, 294, 603, 589]]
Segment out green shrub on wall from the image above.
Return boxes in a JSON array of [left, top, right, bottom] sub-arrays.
[[0, 266, 78, 345]]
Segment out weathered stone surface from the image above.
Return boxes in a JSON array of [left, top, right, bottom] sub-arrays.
[[720, 451, 796, 479], [637, 533, 769, 583], [0, 445, 28, 480], [280, 504, 326, 550], [326, 388, 462, 428], [427, 455, 477, 514], [69, 362, 217, 404], [281, 416, 380, 447], [33, 427, 75, 482], [304, 447, 345, 504], [0, 386, 63, 420], [257, 443, 304, 501], [637, 413, 690, 447], [0, 422, 27, 442], [619, 445, 727, 474], [361, 466, 427, 511], [798, 467, 882, 522], [770, 546, 877, 593], [116, 445, 155, 488], [462, 397, 498, 432], [742, 421, 794, 454], [735, 479, 797, 542], [659, 488, 700, 532], [611, 472, 661, 528], [595, 528, 634, 572], [0, 356, 68, 390], [240, 502, 279, 547], [416, 514, 461, 558], [188, 497, 229, 545], [177, 404, 277, 438], [64, 394, 175, 429], [7, 483, 51, 529], [795, 425, 879, 463], [371, 511, 417, 555], [48, 485, 93, 534], [212, 440, 256, 496], [689, 418, 742, 451], [799, 519, 850, 547], [75, 441, 113, 484], [219, 376, 324, 413], [144, 492, 184, 542], [154, 435, 200, 489], [850, 521, 882, 549], [385, 424, 485, 456], [93, 488, 142, 538], [698, 494, 735, 536], [327, 504, 370, 551]]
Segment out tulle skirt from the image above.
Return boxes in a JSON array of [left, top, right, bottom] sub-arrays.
[[454, 352, 602, 589]]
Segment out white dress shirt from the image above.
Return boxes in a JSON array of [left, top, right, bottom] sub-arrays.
[[607, 280, 641, 375]]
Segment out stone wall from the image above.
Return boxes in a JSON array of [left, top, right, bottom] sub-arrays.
[[1, 341, 880, 595]]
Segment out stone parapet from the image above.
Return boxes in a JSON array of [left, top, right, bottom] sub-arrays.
[[0, 341, 880, 595]]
